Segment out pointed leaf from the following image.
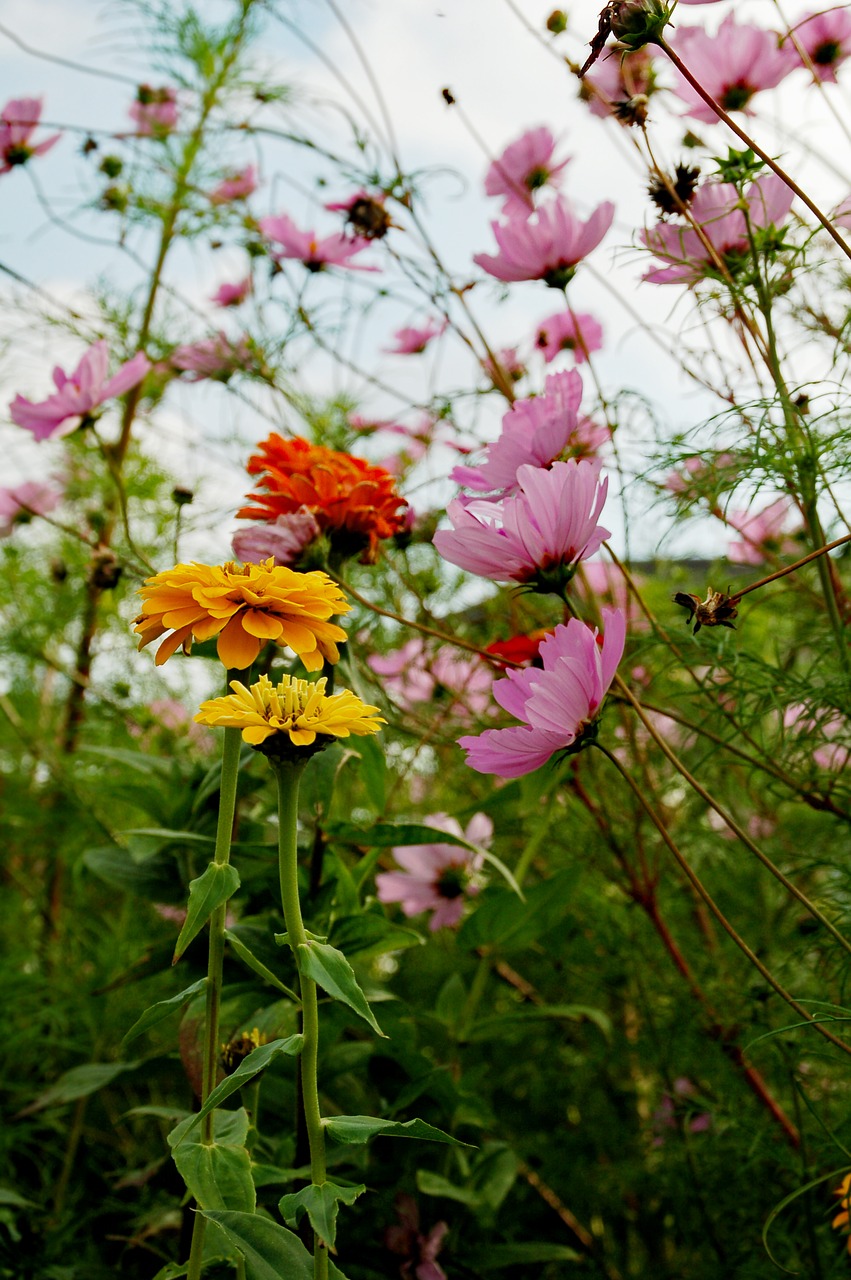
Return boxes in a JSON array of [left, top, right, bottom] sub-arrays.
[[122, 978, 208, 1046], [171, 1036, 303, 1145], [278, 1180, 365, 1249], [328, 913, 423, 959], [225, 930, 299, 1001], [296, 941, 385, 1036], [19, 1061, 139, 1114], [324, 1115, 474, 1147], [173, 1139, 255, 1212], [198, 1211, 314, 1280], [173, 863, 240, 963]]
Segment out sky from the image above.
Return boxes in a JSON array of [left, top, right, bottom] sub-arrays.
[[2, 0, 850, 562]]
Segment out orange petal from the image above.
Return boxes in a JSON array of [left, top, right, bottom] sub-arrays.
[[217, 614, 262, 669]]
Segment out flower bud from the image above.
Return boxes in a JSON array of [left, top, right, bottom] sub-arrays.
[[610, 0, 673, 50]]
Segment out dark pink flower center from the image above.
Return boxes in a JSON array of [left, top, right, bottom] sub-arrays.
[[813, 39, 842, 65], [525, 165, 551, 192], [719, 82, 755, 112], [4, 144, 33, 166], [435, 865, 466, 900]]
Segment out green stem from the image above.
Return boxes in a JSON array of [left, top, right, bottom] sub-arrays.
[[186, 725, 242, 1280], [273, 760, 328, 1280]]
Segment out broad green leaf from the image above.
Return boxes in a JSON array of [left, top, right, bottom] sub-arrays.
[[324, 1115, 473, 1147], [173, 1138, 255, 1212], [198, 1211, 314, 1280], [0, 1189, 34, 1208], [278, 1180, 365, 1249], [83, 846, 174, 897], [416, 1169, 480, 1206], [251, 1163, 305, 1189], [457, 867, 580, 951], [328, 913, 423, 959], [122, 977, 208, 1046], [20, 1061, 139, 1114], [169, 1107, 251, 1150], [225, 930, 299, 1001], [172, 1036, 303, 1145], [296, 941, 385, 1036], [173, 862, 241, 963], [463, 1243, 583, 1268], [350, 734, 386, 810]]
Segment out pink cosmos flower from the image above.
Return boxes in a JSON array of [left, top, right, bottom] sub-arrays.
[[0, 98, 60, 175], [580, 47, 657, 119], [0, 481, 62, 536], [208, 165, 258, 204], [534, 310, 604, 364], [9, 341, 150, 441], [384, 1193, 449, 1280], [663, 453, 736, 496], [128, 85, 178, 137], [383, 318, 447, 355], [483, 126, 571, 214], [231, 509, 321, 567], [170, 332, 253, 381], [651, 1078, 712, 1149], [368, 638, 494, 719], [474, 196, 614, 287], [669, 17, 795, 122], [375, 812, 492, 930], [459, 608, 626, 778], [259, 213, 378, 272], [211, 277, 252, 308], [790, 8, 851, 82], [482, 347, 526, 384], [450, 369, 608, 494], [833, 193, 851, 229], [784, 703, 851, 772], [726, 497, 800, 564], [642, 174, 794, 285], [436, 459, 610, 587]]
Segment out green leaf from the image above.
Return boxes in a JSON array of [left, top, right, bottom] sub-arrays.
[[457, 867, 580, 951], [173, 863, 241, 963], [466, 1004, 611, 1042], [416, 1169, 479, 1206], [278, 1180, 365, 1249], [198, 1211, 313, 1280], [324, 1115, 474, 1147], [171, 1036, 303, 1145], [463, 1243, 583, 1268], [326, 820, 476, 851], [350, 734, 386, 810], [762, 1164, 851, 1274], [296, 941, 385, 1037], [225, 930, 299, 1002], [173, 1142, 255, 1212], [122, 827, 215, 844], [122, 978, 208, 1046], [0, 1189, 35, 1208], [328, 913, 423, 959], [19, 1061, 139, 1114], [83, 846, 175, 897]]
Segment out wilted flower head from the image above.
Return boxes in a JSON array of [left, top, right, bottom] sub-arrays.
[[450, 369, 607, 494], [0, 97, 60, 175], [9, 340, 150, 441], [726, 497, 801, 564], [474, 196, 614, 288], [384, 318, 447, 355], [483, 125, 571, 213], [324, 189, 393, 240], [0, 480, 62, 536], [642, 174, 794, 285], [368, 638, 494, 719], [259, 212, 378, 272], [232, 509, 321, 567], [195, 671, 383, 754], [171, 332, 254, 381], [209, 165, 258, 204], [669, 17, 795, 121], [534, 310, 604, 364], [580, 47, 657, 122], [459, 609, 626, 778], [135, 558, 349, 670], [128, 84, 178, 137], [211, 278, 252, 308], [376, 813, 492, 930], [239, 434, 408, 563]]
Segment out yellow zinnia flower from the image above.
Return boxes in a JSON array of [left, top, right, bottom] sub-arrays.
[[134, 558, 349, 670], [195, 672, 385, 750]]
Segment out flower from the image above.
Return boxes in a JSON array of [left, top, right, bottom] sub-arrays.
[[783, 703, 851, 772], [458, 609, 626, 778], [642, 174, 794, 285], [232, 510, 321, 567], [376, 813, 492, 930], [259, 212, 378, 272], [9, 340, 150, 441], [195, 672, 383, 750], [0, 97, 60, 175], [790, 8, 851, 82], [324, 189, 393, 240], [383, 318, 447, 355], [211, 278, 252, 308], [579, 47, 658, 121], [384, 1193, 449, 1280], [474, 196, 614, 287], [833, 1172, 851, 1253], [483, 126, 571, 213], [209, 165, 258, 204], [669, 17, 795, 122], [534, 310, 604, 364], [368, 639, 494, 719], [134, 558, 350, 670], [0, 480, 62, 536], [485, 630, 551, 666], [482, 347, 526, 384], [436, 459, 610, 589], [170, 332, 254, 381], [238, 434, 408, 563], [450, 370, 607, 494], [726, 497, 801, 564], [128, 84, 178, 136]]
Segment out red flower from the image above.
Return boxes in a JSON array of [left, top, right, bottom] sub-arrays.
[[238, 435, 408, 563]]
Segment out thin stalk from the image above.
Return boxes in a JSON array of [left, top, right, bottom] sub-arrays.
[[186, 725, 242, 1280], [273, 760, 328, 1280]]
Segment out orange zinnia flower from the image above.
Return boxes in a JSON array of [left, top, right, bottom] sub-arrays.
[[135, 558, 349, 670], [237, 434, 408, 564]]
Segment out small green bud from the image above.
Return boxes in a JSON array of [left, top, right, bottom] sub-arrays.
[[99, 154, 123, 179], [546, 10, 568, 34]]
